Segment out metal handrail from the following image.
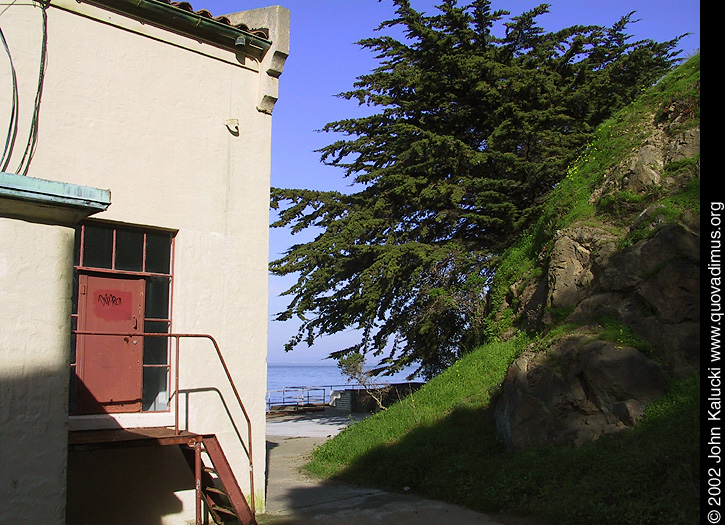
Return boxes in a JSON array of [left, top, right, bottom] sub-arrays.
[[73, 330, 255, 514], [266, 386, 327, 411], [265, 383, 393, 412]]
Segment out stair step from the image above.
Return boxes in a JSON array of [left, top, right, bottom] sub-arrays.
[[211, 504, 238, 516], [206, 486, 228, 496], [178, 437, 255, 524]]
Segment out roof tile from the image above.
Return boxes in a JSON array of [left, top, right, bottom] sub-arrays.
[[155, 0, 270, 39]]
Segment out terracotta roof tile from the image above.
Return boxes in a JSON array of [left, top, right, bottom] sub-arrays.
[[156, 0, 270, 39]]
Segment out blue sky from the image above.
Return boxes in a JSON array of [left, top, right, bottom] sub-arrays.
[[193, 1, 700, 363]]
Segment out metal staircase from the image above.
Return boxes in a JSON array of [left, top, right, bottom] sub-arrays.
[[70, 331, 258, 525], [182, 435, 256, 525]]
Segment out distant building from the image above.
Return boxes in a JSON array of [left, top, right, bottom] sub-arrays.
[[0, 1, 289, 523]]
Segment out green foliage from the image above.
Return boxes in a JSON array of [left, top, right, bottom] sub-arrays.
[[595, 316, 654, 356], [270, 0, 684, 375], [484, 54, 699, 333], [652, 52, 701, 131], [596, 189, 647, 223], [337, 352, 366, 380], [622, 175, 700, 249]]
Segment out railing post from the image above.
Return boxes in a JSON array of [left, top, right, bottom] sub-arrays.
[[194, 440, 202, 525], [175, 336, 181, 435]]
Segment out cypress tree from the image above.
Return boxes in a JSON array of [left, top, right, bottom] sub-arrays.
[[270, 0, 683, 377]]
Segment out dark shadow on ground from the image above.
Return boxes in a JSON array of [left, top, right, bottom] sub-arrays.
[[262, 422, 547, 525], [308, 387, 699, 525], [266, 439, 279, 495]]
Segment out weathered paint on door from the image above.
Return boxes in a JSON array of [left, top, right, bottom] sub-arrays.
[[75, 274, 145, 414]]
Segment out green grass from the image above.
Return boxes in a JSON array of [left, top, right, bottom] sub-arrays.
[[307, 336, 526, 479], [306, 342, 700, 524]]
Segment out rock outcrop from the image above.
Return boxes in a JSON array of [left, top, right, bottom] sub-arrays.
[[493, 104, 700, 451], [496, 335, 669, 450]]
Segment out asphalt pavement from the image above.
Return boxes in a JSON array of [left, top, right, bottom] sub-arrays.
[[259, 408, 547, 525]]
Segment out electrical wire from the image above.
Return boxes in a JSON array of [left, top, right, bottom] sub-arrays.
[[15, 1, 48, 175], [0, 24, 19, 172], [0, 0, 22, 19], [0, 0, 48, 175]]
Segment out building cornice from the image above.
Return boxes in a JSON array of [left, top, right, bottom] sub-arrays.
[[78, 0, 273, 59]]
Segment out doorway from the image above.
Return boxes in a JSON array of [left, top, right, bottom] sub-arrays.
[[70, 221, 175, 415], [75, 274, 145, 414]]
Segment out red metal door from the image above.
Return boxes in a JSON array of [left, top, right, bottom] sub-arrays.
[[76, 274, 145, 414]]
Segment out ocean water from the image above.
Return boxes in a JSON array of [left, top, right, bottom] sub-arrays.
[[267, 362, 418, 392]]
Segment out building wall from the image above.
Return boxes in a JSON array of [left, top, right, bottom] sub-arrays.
[[0, 219, 75, 524], [0, 1, 288, 522]]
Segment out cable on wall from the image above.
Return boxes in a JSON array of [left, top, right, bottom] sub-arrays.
[[15, 0, 48, 175], [0, 24, 19, 172], [0, 0, 48, 175]]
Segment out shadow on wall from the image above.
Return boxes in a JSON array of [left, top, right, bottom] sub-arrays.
[[0, 370, 70, 524], [66, 445, 193, 525], [66, 378, 194, 525], [265, 439, 279, 498], [181, 386, 251, 459], [1, 372, 189, 525]]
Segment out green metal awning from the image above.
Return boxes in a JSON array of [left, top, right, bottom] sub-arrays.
[[0, 172, 111, 226]]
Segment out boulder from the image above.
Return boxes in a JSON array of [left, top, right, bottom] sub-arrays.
[[546, 226, 618, 311], [495, 336, 668, 451]]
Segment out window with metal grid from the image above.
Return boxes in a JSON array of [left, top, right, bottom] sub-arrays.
[[70, 221, 176, 413]]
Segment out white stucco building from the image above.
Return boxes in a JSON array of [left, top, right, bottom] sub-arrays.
[[0, 1, 289, 523]]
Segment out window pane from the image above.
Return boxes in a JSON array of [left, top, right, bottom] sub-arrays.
[[115, 229, 144, 271], [69, 368, 78, 414], [82, 224, 113, 268], [143, 367, 169, 411], [73, 227, 81, 266], [70, 317, 77, 363], [144, 321, 169, 365], [71, 272, 79, 315], [145, 276, 170, 319], [146, 231, 172, 274]]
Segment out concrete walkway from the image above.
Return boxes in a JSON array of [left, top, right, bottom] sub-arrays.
[[259, 408, 546, 525]]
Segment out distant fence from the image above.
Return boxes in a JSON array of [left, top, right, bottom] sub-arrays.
[[266, 383, 425, 413], [266, 386, 328, 412], [266, 385, 363, 413]]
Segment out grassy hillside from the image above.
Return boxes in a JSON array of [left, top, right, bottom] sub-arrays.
[[308, 347, 698, 524], [305, 54, 700, 525]]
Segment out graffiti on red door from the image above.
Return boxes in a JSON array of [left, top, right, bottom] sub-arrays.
[[93, 290, 132, 321]]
